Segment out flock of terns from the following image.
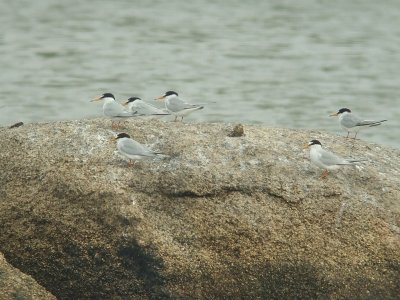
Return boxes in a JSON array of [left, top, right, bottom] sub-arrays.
[[90, 91, 203, 167], [91, 92, 387, 178]]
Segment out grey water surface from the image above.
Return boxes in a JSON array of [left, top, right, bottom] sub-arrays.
[[1, 0, 399, 147]]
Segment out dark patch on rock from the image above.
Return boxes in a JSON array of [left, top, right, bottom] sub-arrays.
[[9, 122, 24, 129], [0, 252, 55, 299], [228, 123, 245, 137]]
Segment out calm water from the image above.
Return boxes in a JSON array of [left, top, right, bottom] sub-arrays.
[[1, 0, 399, 147]]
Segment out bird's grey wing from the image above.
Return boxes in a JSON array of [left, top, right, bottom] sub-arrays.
[[168, 97, 201, 112], [346, 158, 367, 163], [341, 114, 361, 128], [120, 139, 156, 157], [355, 119, 387, 127], [105, 102, 134, 117], [132, 102, 152, 115], [319, 149, 350, 166], [135, 101, 168, 115]]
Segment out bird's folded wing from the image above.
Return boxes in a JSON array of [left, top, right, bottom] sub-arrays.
[[341, 115, 360, 128], [319, 150, 349, 165], [168, 98, 201, 112], [107, 102, 136, 117], [356, 120, 386, 127], [135, 102, 168, 115], [120, 140, 155, 157]]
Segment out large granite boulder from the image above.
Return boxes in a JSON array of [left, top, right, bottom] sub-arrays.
[[0, 118, 399, 299]]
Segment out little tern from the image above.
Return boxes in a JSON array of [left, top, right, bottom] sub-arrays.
[[156, 91, 204, 122], [330, 108, 387, 139], [112, 133, 164, 166], [306, 139, 365, 178], [91, 93, 137, 129], [123, 97, 170, 119]]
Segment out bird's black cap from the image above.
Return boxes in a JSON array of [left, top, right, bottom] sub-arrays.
[[164, 91, 178, 97], [337, 108, 351, 114], [101, 93, 115, 99], [308, 140, 322, 146], [116, 133, 131, 139], [127, 97, 141, 103]]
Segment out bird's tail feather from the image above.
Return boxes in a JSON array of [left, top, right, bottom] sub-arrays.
[[347, 159, 368, 163], [369, 120, 387, 127]]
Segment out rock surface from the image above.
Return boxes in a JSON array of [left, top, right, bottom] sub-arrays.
[[0, 252, 55, 299], [0, 118, 399, 299]]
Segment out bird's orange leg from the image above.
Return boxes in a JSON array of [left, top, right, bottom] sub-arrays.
[[320, 169, 329, 179]]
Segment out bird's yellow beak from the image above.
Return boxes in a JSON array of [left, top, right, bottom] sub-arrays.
[[109, 136, 117, 143], [329, 112, 338, 117], [304, 143, 310, 149], [155, 95, 165, 101], [90, 96, 103, 102], [122, 101, 129, 106]]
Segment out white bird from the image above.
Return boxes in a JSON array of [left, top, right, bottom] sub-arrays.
[[112, 132, 164, 166], [306, 139, 365, 178], [156, 91, 204, 122], [123, 97, 170, 119], [91, 93, 137, 129], [330, 108, 387, 139]]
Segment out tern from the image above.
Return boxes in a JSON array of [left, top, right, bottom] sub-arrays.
[[330, 108, 387, 139], [156, 91, 204, 122], [306, 139, 366, 178], [91, 93, 137, 129]]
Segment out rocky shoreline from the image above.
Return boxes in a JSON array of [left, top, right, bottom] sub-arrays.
[[0, 119, 399, 299]]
